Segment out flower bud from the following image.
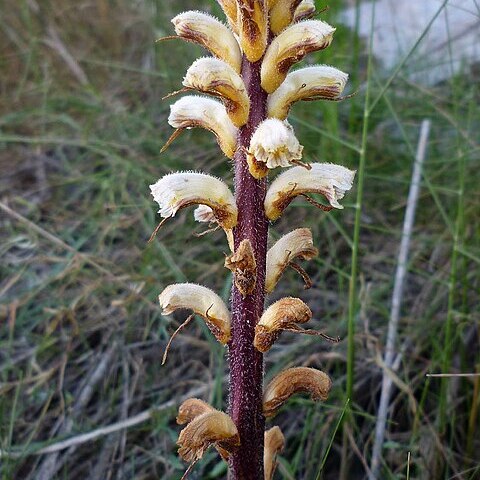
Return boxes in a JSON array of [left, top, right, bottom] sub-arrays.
[[264, 163, 356, 221], [237, 0, 268, 62], [159, 283, 231, 345], [264, 427, 285, 480], [183, 57, 250, 127], [166, 96, 238, 159], [265, 228, 318, 293], [247, 119, 304, 179], [216, 0, 239, 34], [177, 398, 214, 425], [263, 367, 332, 417], [269, 0, 303, 35], [261, 20, 336, 93], [150, 171, 237, 229], [294, 0, 316, 22], [177, 410, 240, 463], [254, 297, 311, 352], [171, 11, 241, 72], [268, 65, 349, 120], [224, 239, 257, 297]]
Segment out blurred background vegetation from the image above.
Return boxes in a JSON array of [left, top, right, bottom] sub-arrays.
[[0, 0, 478, 479]]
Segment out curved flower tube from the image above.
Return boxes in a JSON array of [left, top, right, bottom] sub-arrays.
[[264, 427, 285, 480], [165, 96, 238, 159], [268, 65, 349, 120], [170, 11, 241, 72], [237, 0, 268, 62], [263, 367, 332, 417], [216, 0, 239, 34], [269, 0, 303, 35], [261, 20, 336, 93], [183, 57, 250, 127], [264, 163, 356, 221]]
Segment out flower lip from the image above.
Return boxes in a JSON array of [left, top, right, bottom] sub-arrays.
[[264, 162, 356, 221], [294, 0, 316, 22], [268, 65, 349, 120], [247, 119, 304, 178], [261, 20, 336, 93], [182, 57, 250, 127], [166, 96, 238, 159], [170, 10, 242, 72], [150, 171, 237, 229]]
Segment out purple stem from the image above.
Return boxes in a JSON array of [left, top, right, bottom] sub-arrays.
[[228, 55, 269, 480]]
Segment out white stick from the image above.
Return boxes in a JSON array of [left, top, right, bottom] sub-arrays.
[[370, 119, 431, 478]]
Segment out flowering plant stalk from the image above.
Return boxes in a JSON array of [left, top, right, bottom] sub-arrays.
[[152, 2, 355, 478]]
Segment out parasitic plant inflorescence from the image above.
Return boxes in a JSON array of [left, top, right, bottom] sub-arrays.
[[153, 2, 355, 478]]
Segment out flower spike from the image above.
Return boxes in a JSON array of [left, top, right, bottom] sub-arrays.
[[247, 119, 304, 179], [263, 367, 332, 417], [265, 228, 318, 293], [268, 65, 349, 120], [294, 0, 316, 22], [150, 171, 237, 230], [269, 0, 303, 35], [264, 427, 285, 480], [237, 0, 268, 62], [165, 96, 238, 159], [264, 163, 356, 221], [182, 57, 250, 127], [261, 20, 336, 93], [159, 283, 231, 347], [170, 11, 241, 72]]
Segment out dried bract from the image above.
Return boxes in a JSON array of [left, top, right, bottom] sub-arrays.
[[150, 171, 237, 229], [293, 0, 316, 22], [247, 119, 304, 179], [261, 20, 336, 93], [237, 0, 268, 62], [263, 367, 332, 417], [268, 65, 349, 120], [269, 0, 303, 35], [265, 228, 318, 293], [183, 57, 250, 127], [177, 410, 240, 462], [171, 11, 241, 72], [167, 96, 238, 158], [159, 283, 231, 344], [264, 163, 356, 221], [225, 239, 257, 296], [264, 426, 285, 480]]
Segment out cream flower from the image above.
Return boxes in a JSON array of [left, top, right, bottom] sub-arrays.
[[269, 0, 303, 35], [261, 20, 336, 93], [159, 283, 231, 345], [183, 57, 250, 127], [171, 11, 241, 72], [150, 171, 237, 229], [247, 119, 304, 179], [166, 96, 238, 158], [268, 65, 349, 120], [294, 0, 316, 22], [237, 0, 268, 62], [265, 227, 318, 292], [264, 163, 356, 220]]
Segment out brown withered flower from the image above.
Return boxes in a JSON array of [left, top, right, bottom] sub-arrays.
[[263, 367, 332, 417], [264, 426, 285, 480], [225, 239, 257, 297]]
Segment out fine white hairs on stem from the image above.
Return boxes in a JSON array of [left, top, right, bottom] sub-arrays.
[[164, 96, 238, 159], [263, 367, 332, 417], [150, 171, 237, 230], [169, 11, 241, 72], [294, 0, 316, 22], [247, 119, 305, 179], [182, 57, 250, 127], [254, 297, 339, 352], [237, 0, 268, 62], [264, 163, 356, 221], [261, 20, 336, 93], [269, 0, 303, 35], [264, 426, 285, 480], [265, 228, 318, 293], [268, 65, 349, 120]]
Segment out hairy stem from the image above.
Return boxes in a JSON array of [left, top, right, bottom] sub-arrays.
[[228, 55, 268, 480]]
